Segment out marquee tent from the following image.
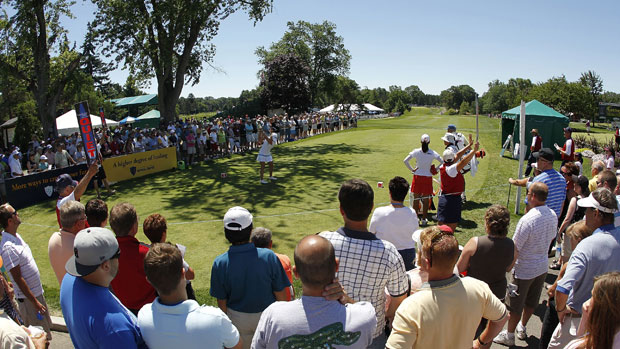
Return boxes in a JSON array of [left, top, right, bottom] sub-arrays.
[[134, 109, 161, 129], [319, 103, 384, 113], [501, 100, 569, 159], [119, 116, 136, 125], [56, 110, 119, 136]]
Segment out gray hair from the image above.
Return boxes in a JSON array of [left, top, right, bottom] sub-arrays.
[[592, 188, 618, 222], [60, 200, 85, 230], [250, 227, 272, 248], [593, 160, 605, 172]]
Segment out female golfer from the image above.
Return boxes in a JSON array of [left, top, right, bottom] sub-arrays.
[[257, 130, 277, 184], [403, 134, 442, 226]]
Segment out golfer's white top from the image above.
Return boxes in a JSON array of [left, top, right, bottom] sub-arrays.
[[258, 136, 275, 156], [403, 148, 442, 177]]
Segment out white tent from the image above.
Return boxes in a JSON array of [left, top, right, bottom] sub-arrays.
[[318, 103, 384, 113], [56, 110, 119, 136]]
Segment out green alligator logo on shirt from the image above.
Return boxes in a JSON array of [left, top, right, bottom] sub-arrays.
[[278, 322, 361, 348]]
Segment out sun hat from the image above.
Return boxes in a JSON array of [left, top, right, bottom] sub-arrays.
[[441, 133, 455, 144], [65, 227, 119, 277]]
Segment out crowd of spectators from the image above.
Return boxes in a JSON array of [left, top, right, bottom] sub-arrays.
[[1, 125, 620, 348], [0, 111, 359, 181]]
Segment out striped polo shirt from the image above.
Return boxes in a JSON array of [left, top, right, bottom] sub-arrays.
[[527, 169, 566, 218], [0, 232, 43, 299]]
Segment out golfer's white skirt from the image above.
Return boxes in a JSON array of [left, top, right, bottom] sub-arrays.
[[257, 154, 273, 163]]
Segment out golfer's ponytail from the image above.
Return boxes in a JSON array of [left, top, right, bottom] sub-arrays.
[[422, 142, 429, 153]]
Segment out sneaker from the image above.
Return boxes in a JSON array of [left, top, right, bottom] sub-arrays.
[[420, 218, 428, 227], [269, 176, 277, 180], [260, 179, 268, 184], [493, 330, 515, 346], [516, 323, 527, 340]]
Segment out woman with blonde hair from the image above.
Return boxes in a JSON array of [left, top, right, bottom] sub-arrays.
[[564, 271, 620, 349]]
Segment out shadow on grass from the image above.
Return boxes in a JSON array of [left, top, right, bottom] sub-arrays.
[[109, 143, 371, 221]]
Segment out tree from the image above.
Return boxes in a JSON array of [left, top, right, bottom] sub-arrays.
[[528, 75, 593, 119], [0, 0, 81, 137], [260, 53, 310, 114], [404, 85, 424, 105], [256, 21, 351, 107], [81, 22, 113, 92], [329, 76, 361, 110], [92, 0, 273, 124], [440, 85, 476, 109]]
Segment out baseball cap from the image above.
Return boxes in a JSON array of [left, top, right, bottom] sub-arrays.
[[442, 149, 456, 162], [447, 124, 456, 131], [438, 225, 454, 234], [56, 174, 78, 192], [223, 206, 253, 231], [65, 227, 120, 277], [533, 148, 554, 162], [531, 128, 539, 134], [420, 134, 430, 143], [577, 193, 617, 213], [564, 127, 573, 133]]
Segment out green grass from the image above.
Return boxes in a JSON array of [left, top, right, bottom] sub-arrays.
[[16, 110, 573, 315], [179, 111, 217, 120]]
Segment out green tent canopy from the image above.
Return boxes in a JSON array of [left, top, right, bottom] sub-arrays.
[[134, 109, 161, 129], [501, 100, 569, 159], [110, 94, 158, 108]]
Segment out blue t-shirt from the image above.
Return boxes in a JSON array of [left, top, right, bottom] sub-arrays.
[[557, 224, 620, 312], [210, 243, 291, 313], [60, 274, 147, 349], [527, 169, 566, 217]]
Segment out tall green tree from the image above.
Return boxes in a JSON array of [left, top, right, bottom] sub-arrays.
[[92, 0, 273, 123], [81, 22, 113, 92], [440, 85, 476, 109], [256, 20, 351, 107], [260, 53, 310, 114], [329, 76, 361, 110], [0, 0, 81, 137]]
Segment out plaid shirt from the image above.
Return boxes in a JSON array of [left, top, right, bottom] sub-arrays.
[[320, 228, 408, 338]]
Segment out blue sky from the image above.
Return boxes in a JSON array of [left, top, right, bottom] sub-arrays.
[[65, 0, 620, 99]]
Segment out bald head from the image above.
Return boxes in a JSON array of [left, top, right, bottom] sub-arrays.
[[294, 235, 337, 288]]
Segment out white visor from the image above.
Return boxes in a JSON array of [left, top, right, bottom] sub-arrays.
[[577, 194, 617, 213]]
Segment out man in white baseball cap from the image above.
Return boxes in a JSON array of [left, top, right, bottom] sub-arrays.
[[60, 227, 147, 348], [210, 206, 291, 348]]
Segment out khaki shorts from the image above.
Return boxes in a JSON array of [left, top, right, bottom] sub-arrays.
[[506, 272, 547, 314], [17, 295, 52, 340], [227, 308, 261, 349]]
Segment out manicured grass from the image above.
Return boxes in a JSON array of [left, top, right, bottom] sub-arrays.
[[16, 109, 571, 315], [180, 111, 217, 120]]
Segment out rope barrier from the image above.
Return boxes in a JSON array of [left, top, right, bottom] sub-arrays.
[[20, 182, 512, 230]]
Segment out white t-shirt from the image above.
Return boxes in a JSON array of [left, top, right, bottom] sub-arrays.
[[0, 232, 44, 299], [565, 139, 573, 156], [403, 148, 442, 177], [138, 299, 239, 349], [258, 136, 276, 156], [209, 131, 217, 143], [252, 296, 376, 349], [575, 161, 583, 176], [369, 205, 418, 250], [606, 156, 614, 170]]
